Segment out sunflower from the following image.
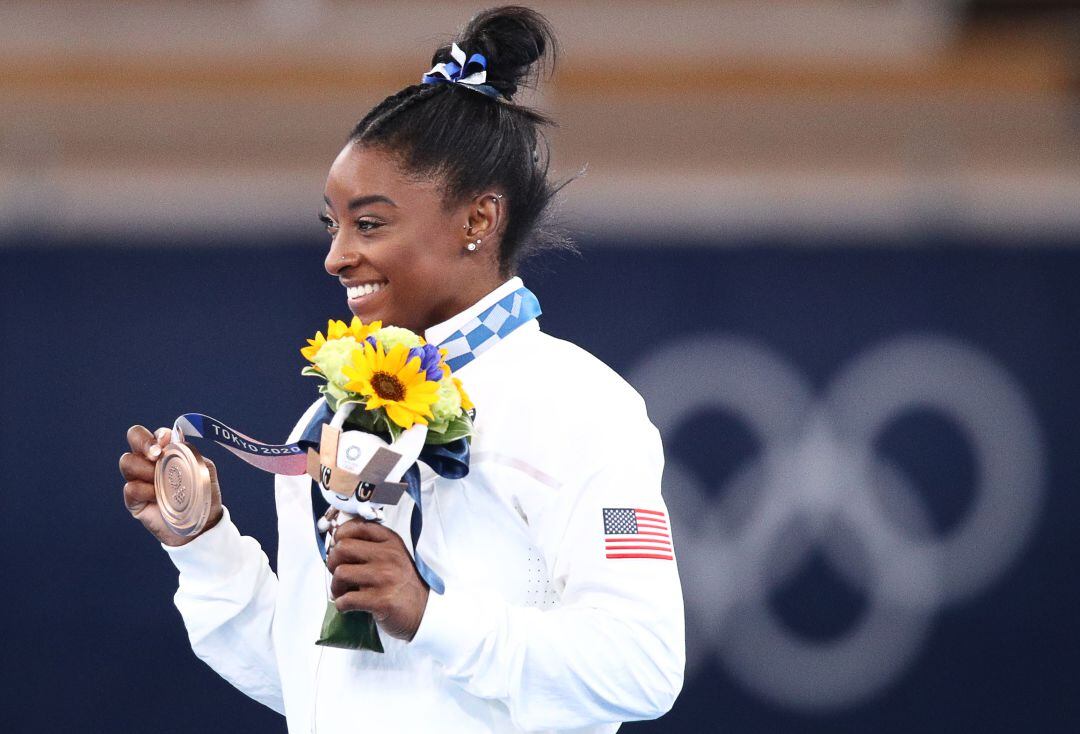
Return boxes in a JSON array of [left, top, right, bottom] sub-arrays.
[[301, 317, 382, 364], [343, 341, 440, 428]]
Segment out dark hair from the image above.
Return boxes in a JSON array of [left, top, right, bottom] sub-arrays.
[[349, 5, 574, 275]]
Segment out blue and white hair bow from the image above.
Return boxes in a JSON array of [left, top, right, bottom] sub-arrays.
[[421, 42, 502, 99]]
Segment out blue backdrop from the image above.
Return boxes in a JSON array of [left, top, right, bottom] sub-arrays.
[[2, 236, 1077, 731]]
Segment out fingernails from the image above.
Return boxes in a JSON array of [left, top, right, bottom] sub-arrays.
[[148, 445, 162, 459], [154, 427, 168, 440]]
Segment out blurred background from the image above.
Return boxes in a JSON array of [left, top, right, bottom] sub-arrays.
[[2, 1, 1078, 731]]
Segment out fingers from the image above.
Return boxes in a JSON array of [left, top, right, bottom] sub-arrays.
[[126, 425, 163, 460], [325, 537, 381, 573], [154, 427, 172, 450], [124, 479, 156, 514], [120, 425, 173, 481], [118, 451, 155, 483], [334, 589, 388, 620], [333, 518, 394, 543], [329, 562, 387, 599]]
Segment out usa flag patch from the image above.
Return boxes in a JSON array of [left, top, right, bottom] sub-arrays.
[[602, 508, 673, 560]]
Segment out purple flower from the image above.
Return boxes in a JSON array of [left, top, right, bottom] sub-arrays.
[[409, 343, 444, 382]]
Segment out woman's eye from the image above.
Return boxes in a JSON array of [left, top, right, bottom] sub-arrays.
[[317, 213, 380, 237], [318, 214, 339, 237]]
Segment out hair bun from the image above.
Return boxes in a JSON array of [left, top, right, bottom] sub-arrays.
[[431, 5, 558, 101]]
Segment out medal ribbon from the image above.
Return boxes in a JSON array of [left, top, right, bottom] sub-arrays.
[[438, 286, 542, 373], [170, 412, 312, 474]]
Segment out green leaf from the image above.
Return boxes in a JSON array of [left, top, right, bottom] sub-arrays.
[[301, 365, 326, 380], [337, 404, 397, 442], [338, 397, 366, 412], [427, 418, 450, 435], [314, 602, 384, 652], [425, 413, 473, 444]]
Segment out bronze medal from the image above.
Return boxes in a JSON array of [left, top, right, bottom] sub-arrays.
[[154, 440, 213, 538]]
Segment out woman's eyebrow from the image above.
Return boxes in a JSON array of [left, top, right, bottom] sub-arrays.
[[323, 194, 397, 210]]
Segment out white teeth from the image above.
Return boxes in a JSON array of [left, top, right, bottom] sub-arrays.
[[347, 282, 385, 299]]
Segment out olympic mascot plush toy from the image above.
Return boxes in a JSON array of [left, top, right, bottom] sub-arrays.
[[306, 403, 427, 530]]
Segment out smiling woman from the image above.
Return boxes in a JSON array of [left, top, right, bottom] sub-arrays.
[[118, 5, 685, 733]]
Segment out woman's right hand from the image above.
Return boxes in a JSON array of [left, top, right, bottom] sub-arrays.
[[119, 425, 224, 547]]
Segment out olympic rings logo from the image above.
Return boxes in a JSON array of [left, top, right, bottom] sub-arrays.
[[628, 334, 1044, 710]]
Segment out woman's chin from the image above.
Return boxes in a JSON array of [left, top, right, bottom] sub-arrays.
[[347, 287, 388, 323]]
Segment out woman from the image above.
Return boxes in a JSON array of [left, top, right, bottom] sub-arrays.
[[119, 6, 684, 732]]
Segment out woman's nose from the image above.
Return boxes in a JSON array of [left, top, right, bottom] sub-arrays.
[[325, 238, 354, 277]]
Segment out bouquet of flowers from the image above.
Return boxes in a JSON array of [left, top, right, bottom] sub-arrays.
[[301, 317, 473, 441], [299, 317, 472, 651]]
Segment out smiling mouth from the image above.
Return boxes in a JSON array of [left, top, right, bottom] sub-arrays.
[[346, 281, 387, 300]]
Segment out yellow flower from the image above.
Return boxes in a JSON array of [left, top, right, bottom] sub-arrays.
[[437, 348, 452, 379], [300, 330, 329, 364], [343, 341, 440, 428], [347, 317, 382, 342], [301, 317, 382, 364], [453, 376, 474, 412]]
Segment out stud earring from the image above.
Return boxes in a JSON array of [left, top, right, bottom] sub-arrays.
[[467, 238, 481, 252]]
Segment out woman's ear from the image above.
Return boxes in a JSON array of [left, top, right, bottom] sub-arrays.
[[463, 191, 505, 244]]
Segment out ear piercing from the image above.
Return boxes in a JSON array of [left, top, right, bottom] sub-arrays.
[[464, 196, 500, 251]]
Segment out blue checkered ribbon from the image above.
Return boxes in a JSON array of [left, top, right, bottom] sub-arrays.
[[438, 286, 542, 372]]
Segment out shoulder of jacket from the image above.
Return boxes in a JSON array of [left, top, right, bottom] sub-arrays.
[[525, 331, 651, 418]]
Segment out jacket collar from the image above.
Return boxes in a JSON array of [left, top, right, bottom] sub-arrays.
[[424, 276, 525, 348]]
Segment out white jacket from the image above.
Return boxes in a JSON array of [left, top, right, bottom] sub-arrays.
[[162, 277, 685, 733]]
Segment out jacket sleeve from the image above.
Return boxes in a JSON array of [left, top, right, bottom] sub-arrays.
[[159, 398, 326, 714], [162, 504, 284, 714], [408, 406, 685, 731]]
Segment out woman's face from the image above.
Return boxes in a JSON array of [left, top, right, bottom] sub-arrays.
[[322, 143, 501, 334]]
